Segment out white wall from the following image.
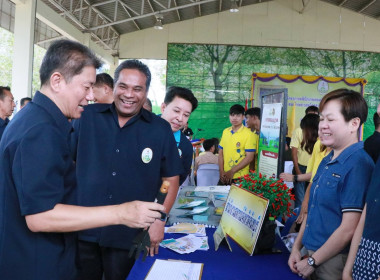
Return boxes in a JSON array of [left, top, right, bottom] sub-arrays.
[[119, 0, 380, 59]]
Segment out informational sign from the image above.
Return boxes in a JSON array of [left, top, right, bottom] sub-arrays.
[[258, 103, 283, 178], [252, 73, 365, 138], [214, 185, 268, 255]]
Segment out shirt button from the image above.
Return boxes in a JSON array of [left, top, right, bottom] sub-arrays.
[[325, 166, 328, 170], [311, 204, 314, 208], [316, 185, 319, 188], [375, 199, 378, 203], [116, 149, 120, 153], [109, 195, 112, 199], [112, 172, 116, 176]]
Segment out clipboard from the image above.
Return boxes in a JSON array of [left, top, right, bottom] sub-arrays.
[[145, 259, 204, 280]]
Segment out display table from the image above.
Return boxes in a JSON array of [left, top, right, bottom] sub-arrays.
[[127, 228, 300, 280]]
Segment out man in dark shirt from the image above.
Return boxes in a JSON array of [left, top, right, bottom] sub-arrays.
[[20, 96, 32, 109], [72, 60, 183, 280], [160, 86, 198, 185], [0, 40, 164, 280], [0, 86, 15, 139], [364, 108, 380, 163], [92, 72, 114, 104]]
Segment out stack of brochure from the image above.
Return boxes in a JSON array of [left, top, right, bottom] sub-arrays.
[[161, 223, 209, 254]]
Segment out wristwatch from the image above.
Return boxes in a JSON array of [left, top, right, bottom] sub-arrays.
[[160, 212, 169, 223], [307, 256, 318, 268], [293, 175, 298, 183]]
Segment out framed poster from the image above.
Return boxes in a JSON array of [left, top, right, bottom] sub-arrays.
[[215, 185, 269, 255]]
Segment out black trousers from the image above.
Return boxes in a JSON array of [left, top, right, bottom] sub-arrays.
[[76, 240, 135, 280]]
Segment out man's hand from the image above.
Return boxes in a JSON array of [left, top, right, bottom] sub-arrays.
[[280, 172, 293, 182], [219, 170, 227, 184], [117, 201, 165, 228], [295, 259, 314, 279], [296, 200, 308, 224], [224, 169, 235, 184], [147, 219, 166, 256], [288, 249, 302, 274]]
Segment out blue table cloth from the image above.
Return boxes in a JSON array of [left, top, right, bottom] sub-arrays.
[[127, 228, 301, 280]]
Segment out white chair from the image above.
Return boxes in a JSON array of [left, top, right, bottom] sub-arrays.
[[196, 164, 219, 186]]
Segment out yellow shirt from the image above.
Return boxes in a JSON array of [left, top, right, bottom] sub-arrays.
[[219, 125, 257, 179], [253, 130, 260, 171], [306, 139, 329, 181], [290, 127, 311, 166]]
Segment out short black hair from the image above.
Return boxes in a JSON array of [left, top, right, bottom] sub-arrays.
[[305, 105, 319, 114], [203, 139, 214, 151], [164, 86, 198, 112], [95, 73, 114, 89], [230, 104, 245, 115], [374, 112, 380, 129], [245, 107, 261, 119], [114, 60, 151, 91], [20, 97, 32, 106], [0, 86, 11, 101], [39, 39, 102, 86]]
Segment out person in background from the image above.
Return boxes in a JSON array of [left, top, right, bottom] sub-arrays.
[[0, 40, 164, 280], [218, 104, 256, 185], [71, 59, 182, 280], [182, 122, 194, 140], [92, 73, 114, 104], [161, 86, 198, 186], [342, 103, 380, 280], [0, 86, 15, 139], [20, 97, 32, 109], [143, 97, 153, 112], [288, 89, 374, 280], [194, 138, 219, 174], [364, 111, 380, 163], [280, 136, 332, 224], [245, 107, 261, 171], [290, 106, 319, 208]]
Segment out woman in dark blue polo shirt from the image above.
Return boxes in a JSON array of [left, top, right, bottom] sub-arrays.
[[288, 89, 374, 280]]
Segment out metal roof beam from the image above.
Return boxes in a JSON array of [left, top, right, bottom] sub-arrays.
[[90, 0, 218, 30], [119, 1, 141, 30], [173, 0, 181, 20], [359, 0, 377, 13]]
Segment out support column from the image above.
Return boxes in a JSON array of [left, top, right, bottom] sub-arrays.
[[109, 56, 119, 78], [11, 0, 36, 110]]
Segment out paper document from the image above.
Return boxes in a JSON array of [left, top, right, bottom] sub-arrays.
[[145, 259, 203, 280], [194, 186, 230, 193]]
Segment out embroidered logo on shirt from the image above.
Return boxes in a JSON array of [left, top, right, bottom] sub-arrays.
[[178, 148, 182, 158], [141, 148, 153, 163]]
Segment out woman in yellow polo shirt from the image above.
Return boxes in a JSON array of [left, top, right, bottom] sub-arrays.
[[290, 114, 319, 209]]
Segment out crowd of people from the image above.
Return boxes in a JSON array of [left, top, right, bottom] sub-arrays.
[[0, 38, 380, 280]]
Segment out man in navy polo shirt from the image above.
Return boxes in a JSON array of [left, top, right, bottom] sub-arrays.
[[288, 89, 374, 280], [160, 86, 198, 185], [0, 40, 165, 280], [72, 60, 183, 280], [0, 86, 16, 139]]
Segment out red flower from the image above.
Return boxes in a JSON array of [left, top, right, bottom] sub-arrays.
[[237, 171, 294, 219]]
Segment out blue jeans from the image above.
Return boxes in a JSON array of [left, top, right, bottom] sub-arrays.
[[293, 164, 307, 209]]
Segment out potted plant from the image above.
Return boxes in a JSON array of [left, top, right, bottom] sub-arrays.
[[236, 171, 295, 254]]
